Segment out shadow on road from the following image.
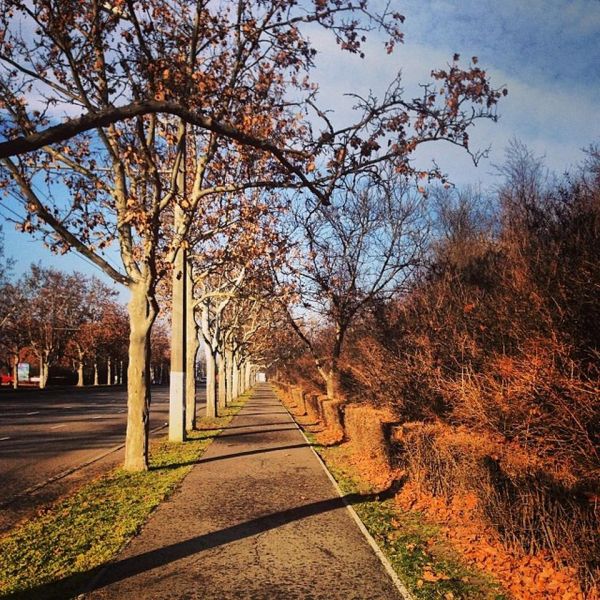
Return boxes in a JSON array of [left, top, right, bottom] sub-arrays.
[[0, 491, 381, 600], [151, 442, 309, 471]]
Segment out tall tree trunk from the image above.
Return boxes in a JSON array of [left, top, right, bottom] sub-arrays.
[[204, 344, 217, 418], [124, 281, 156, 472], [43, 362, 49, 388], [186, 314, 199, 431], [217, 352, 227, 410], [169, 243, 187, 442], [93, 360, 99, 386], [238, 362, 244, 394], [76, 358, 84, 387], [200, 305, 218, 418], [323, 358, 343, 400], [245, 362, 252, 390], [107, 356, 112, 385], [39, 354, 48, 389], [232, 360, 240, 400], [11, 354, 18, 390], [325, 370, 343, 400], [225, 348, 234, 405]]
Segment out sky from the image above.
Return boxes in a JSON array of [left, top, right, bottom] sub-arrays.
[[2, 0, 599, 296], [309, 0, 600, 185]]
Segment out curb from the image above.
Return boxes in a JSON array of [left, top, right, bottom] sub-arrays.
[[0, 422, 168, 509], [279, 392, 415, 600]]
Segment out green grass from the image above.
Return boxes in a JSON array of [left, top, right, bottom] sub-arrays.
[[306, 433, 506, 600], [0, 395, 249, 600]]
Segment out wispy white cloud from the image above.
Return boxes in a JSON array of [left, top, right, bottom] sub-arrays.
[[306, 8, 599, 187]]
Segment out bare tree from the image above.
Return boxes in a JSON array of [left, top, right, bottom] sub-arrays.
[[281, 170, 428, 399]]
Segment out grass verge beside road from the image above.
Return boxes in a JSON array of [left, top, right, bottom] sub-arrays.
[[0, 395, 249, 600], [304, 432, 507, 600]]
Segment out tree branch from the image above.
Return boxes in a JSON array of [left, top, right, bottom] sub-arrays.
[[0, 100, 329, 203]]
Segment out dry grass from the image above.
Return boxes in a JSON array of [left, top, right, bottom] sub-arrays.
[[395, 422, 599, 597]]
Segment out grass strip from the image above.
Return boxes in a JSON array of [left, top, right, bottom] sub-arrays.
[[305, 432, 506, 600], [0, 394, 250, 600]]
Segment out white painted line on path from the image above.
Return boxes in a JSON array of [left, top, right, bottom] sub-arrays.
[[50, 424, 66, 429], [0, 436, 10, 441], [26, 411, 40, 415]]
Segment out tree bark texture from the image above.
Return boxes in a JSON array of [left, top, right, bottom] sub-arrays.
[[204, 344, 217, 418], [185, 294, 199, 431], [218, 353, 227, 410], [232, 362, 240, 399], [169, 243, 186, 442], [225, 348, 234, 405], [123, 281, 156, 472], [39, 355, 48, 389], [11, 356, 18, 389], [76, 361, 84, 387]]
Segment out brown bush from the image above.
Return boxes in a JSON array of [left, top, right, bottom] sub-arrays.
[[395, 422, 599, 592], [343, 403, 398, 490], [445, 345, 600, 483]]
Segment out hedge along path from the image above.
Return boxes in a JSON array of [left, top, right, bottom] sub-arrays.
[[80, 383, 406, 600], [0, 395, 250, 600], [277, 384, 509, 600]]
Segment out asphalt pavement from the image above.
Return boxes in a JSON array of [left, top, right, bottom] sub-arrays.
[[0, 384, 205, 531], [85, 384, 406, 600]]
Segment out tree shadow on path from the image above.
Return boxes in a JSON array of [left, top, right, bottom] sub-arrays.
[[151, 443, 309, 471], [1, 492, 383, 600]]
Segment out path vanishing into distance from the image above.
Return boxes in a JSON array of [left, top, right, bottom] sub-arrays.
[[0, 385, 205, 531], [80, 384, 406, 600]]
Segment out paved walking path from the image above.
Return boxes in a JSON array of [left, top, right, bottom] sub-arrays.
[[87, 384, 404, 600]]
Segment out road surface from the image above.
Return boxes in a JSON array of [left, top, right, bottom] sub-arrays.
[[0, 384, 205, 531], [84, 384, 407, 600]]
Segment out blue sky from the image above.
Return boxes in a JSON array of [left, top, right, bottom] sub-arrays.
[[2, 0, 599, 293], [400, 0, 600, 90], [310, 0, 600, 184]]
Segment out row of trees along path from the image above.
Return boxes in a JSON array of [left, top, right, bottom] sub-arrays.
[[0, 0, 505, 472], [0, 264, 134, 388], [84, 385, 407, 600]]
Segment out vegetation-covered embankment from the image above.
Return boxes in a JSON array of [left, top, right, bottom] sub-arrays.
[[273, 144, 599, 599]]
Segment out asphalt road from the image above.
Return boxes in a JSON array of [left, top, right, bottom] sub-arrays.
[[0, 384, 205, 531]]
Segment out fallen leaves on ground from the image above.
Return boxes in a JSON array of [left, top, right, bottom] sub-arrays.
[[395, 483, 595, 599]]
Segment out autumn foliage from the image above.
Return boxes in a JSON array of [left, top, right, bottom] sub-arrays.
[[273, 143, 600, 596]]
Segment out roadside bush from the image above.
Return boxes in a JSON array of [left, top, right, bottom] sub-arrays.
[[394, 421, 599, 591], [275, 145, 600, 593]]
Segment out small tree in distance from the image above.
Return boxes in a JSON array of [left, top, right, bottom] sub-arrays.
[[279, 169, 428, 401], [67, 279, 122, 386]]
